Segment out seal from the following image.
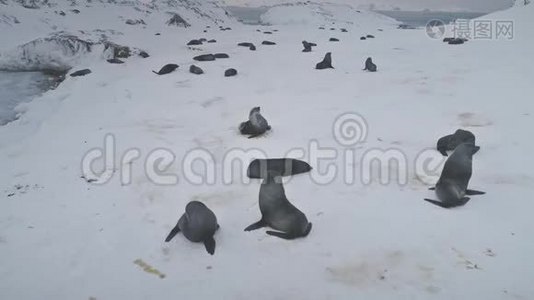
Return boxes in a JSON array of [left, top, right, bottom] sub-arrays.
[[239, 107, 271, 138], [316, 52, 333, 69], [70, 69, 92, 77], [244, 172, 312, 239], [437, 129, 479, 156], [363, 57, 377, 72], [225, 68, 238, 77], [107, 58, 124, 64], [302, 41, 316, 52], [247, 158, 312, 179], [152, 64, 178, 75], [165, 201, 219, 255], [424, 143, 485, 208], [189, 64, 204, 75], [193, 54, 216, 61]]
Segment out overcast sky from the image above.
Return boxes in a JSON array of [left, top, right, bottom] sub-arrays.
[[224, 0, 515, 12]]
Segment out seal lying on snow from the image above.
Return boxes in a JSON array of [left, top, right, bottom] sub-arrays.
[[152, 64, 178, 75], [165, 201, 219, 255], [247, 158, 312, 179], [239, 107, 271, 138], [437, 129, 479, 156], [424, 143, 485, 208], [245, 172, 312, 240]]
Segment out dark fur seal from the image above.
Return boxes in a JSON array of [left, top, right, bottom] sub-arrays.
[[238, 42, 254, 47], [107, 58, 124, 64], [189, 65, 204, 75], [152, 64, 178, 75], [366, 34, 375, 38], [329, 37, 339, 42], [249, 44, 256, 51], [360, 36, 367, 40], [244, 173, 312, 239], [363, 57, 377, 72], [187, 39, 202, 46], [239, 107, 271, 138], [302, 41, 316, 52], [70, 69, 91, 77], [224, 68, 237, 77], [437, 129, 479, 156], [214, 53, 229, 59], [262, 40, 276, 45], [424, 143, 485, 208], [247, 158, 312, 179], [165, 201, 219, 255], [193, 54, 216, 61], [316, 52, 333, 69]]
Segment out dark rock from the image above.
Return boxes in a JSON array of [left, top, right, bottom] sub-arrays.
[[126, 19, 145, 25], [329, 37, 339, 42], [187, 39, 203, 46], [70, 69, 92, 77], [262, 41, 276, 45], [214, 53, 229, 59], [249, 44, 256, 51], [225, 68, 237, 77], [107, 58, 124, 64], [104, 42, 131, 58], [166, 13, 190, 27], [189, 65, 204, 75], [138, 51, 149, 58], [316, 52, 333, 69], [193, 54, 216, 61], [360, 36, 367, 40], [397, 24, 416, 29]]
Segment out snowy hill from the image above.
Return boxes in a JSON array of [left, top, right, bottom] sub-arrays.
[[1, 1, 534, 300], [260, 2, 398, 27]]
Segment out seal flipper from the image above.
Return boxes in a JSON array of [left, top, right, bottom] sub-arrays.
[[203, 236, 216, 255], [164, 225, 181, 242], [244, 219, 266, 231], [424, 197, 470, 208], [266, 230, 297, 240], [152, 70, 159, 75], [466, 189, 485, 195]]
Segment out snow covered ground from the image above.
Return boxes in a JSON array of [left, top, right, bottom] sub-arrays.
[[1, 1, 534, 299]]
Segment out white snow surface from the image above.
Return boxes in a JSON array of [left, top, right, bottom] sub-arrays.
[[1, 2, 534, 300]]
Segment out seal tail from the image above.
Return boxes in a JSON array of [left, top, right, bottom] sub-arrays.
[[152, 70, 159, 75], [203, 236, 216, 255], [164, 225, 181, 242]]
